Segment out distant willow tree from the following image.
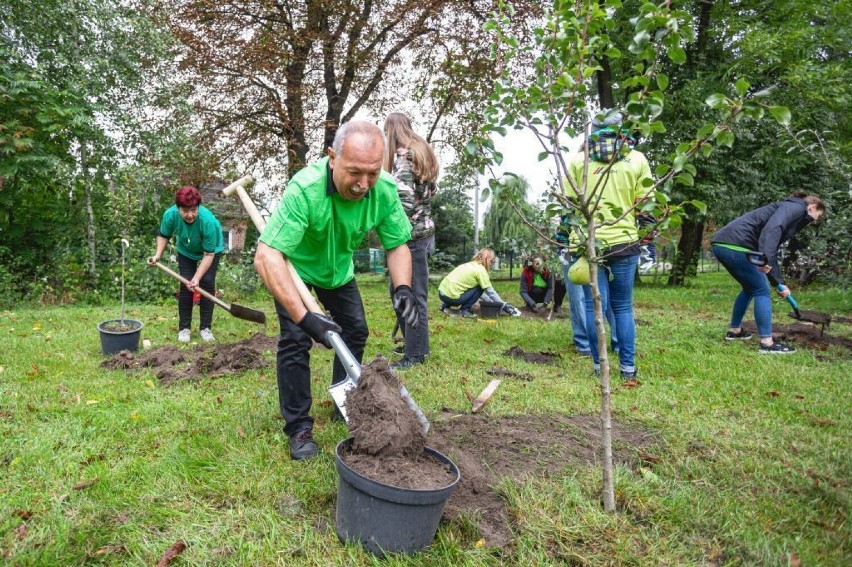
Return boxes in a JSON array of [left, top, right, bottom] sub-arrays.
[[481, 174, 539, 262]]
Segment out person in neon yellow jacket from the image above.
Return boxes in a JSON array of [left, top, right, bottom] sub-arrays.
[[438, 248, 520, 318]]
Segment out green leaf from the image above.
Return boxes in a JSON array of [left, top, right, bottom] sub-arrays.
[[668, 47, 687, 64], [705, 93, 727, 109], [605, 47, 622, 59], [655, 164, 671, 177], [537, 151, 550, 162], [716, 130, 735, 147], [656, 73, 669, 91], [675, 173, 694, 186], [769, 106, 791, 126], [696, 123, 714, 138], [735, 77, 750, 96], [464, 141, 479, 156]]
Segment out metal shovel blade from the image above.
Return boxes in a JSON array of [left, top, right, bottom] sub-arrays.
[[228, 302, 267, 325]]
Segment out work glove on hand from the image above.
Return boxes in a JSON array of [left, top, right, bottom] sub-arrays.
[[392, 285, 419, 328], [298, 312, 342, 348], [541, 302, 550, 310]]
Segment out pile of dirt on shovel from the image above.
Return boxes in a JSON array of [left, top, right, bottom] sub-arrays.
[[341, 357, 456, 490], [100, 332, 277, 384]]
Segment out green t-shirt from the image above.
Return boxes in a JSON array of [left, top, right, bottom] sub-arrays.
[[260, 157, 412, 289], [438, 261, 492, 299], [533, 273, 547, 288], [159, 205, 224, 261], [567, 149, 653, 249]]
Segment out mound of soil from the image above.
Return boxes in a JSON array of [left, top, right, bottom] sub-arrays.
[[486, 367, 534, 381], [428, 413, 655, 549], [100, 332, 277, 384], [742, 321, 852, 354], [503, 345, 561, 364], [341, 357, 454, 490]]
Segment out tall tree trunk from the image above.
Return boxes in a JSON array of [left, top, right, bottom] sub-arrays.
[[668, 218, 704, 285], [596, 57, 615, 109], [81, 141, 97, 280]]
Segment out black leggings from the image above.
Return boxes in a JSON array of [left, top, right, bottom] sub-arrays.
[[177, 252, 221, 330]]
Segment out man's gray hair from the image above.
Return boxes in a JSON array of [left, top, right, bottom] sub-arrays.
[[332, 120, 385, 156]]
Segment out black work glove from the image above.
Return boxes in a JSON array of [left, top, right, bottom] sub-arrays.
[[392, 285, 419, 328], [297, 312, 342, 348]]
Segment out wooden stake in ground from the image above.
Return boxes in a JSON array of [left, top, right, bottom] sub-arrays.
[[471, 379, 501, 413]]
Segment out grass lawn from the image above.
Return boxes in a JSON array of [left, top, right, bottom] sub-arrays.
[[1, 272, 850, 565]]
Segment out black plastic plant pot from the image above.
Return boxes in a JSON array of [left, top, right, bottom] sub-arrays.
[[334, 438, 460, 556], [479, 301, 503, 319], [97, 319, 144, 355]]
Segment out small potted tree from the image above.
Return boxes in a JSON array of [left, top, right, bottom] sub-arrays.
[[97, 239, 144, 355]]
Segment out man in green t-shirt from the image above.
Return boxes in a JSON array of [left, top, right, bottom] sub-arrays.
[[255, 120, 418, 461]]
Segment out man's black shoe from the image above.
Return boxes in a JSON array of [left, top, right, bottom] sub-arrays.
[[390, 356, 425, 370], [393, 345, 405, 355], [288, 428, 319, 461]]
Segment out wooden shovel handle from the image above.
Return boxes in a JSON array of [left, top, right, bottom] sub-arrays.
[[153, 261, 229, 311], [222, 183, 323, 315]]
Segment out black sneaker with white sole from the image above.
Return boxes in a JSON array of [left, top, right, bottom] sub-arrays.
[[759, 341, 796, 354], [725, 329, 754, 341]]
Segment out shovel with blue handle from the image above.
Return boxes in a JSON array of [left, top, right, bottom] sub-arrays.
[[745, 251, 828, 325]]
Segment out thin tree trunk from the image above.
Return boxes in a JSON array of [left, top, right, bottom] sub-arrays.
[[587, 217, 615, 512], [668, 218, 705, 285], [81, 141, 97, 280]]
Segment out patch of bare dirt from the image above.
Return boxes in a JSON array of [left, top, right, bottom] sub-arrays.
[[503, 345, 562, 364], [486, 367, 534, 381], [100, 332, 277, 384], [428, 412, 655, 549], [470, 303, 569, 320], [741, 321, 852, 355]]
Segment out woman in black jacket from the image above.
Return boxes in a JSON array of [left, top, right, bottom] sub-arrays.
[[711, 191, 824, 354]]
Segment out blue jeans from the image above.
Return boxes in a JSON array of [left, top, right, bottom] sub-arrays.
[[712, 245, 772, 338], [563, 258, 618, 353], [389, 236, 433, 357], [583, 254, 638, 372], [439, 287, 483, 311]]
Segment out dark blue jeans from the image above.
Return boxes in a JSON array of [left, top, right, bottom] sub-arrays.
[[439, 287, 484, 311], [712, 245, 772, 338], [389, 236, 433, 358], [274, 279, 368, 436], [177, 252, 221, 330], [583, 254, 638, 372]]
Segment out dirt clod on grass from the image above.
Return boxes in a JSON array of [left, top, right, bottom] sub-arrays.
[[341, 357, 455, 490], [503, 345, 561, 364], [428, 412, 655, 550], [742, 321, 852, 354], [101, 332, 277, 384], [486, 367, 534, 381]]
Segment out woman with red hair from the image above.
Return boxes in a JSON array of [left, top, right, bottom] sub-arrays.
[[148, 185, 224, 342]]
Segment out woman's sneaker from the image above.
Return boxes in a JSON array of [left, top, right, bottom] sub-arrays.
[[725, 329, 753, 341], [200, 328, 215, 342], [759, 341, 796, 354], [178, 329, 191, 343], [459, 309, 477, 318]]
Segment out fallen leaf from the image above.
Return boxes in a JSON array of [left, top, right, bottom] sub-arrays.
[[156, 540, 187, 567], [215, 396, 223, 404], [766, 391, 780, 398], [475, 539, 486, 549], [145, 380, 155, 388], [811, 418, 836, 427], [236, 426, 246, 439], [15, 510, 33, 521], [794, 395, 805, 400], [622, 379, 641, 389], [788, 553, 801, 567], [483, 338, 494, 344], [16, 522, 27, 540], [639, 451, 663, 464], [93, 545, 125, 556], [86, 400, 99, 405], [32, 323, 42, 331], [73, 478, 99, 490]]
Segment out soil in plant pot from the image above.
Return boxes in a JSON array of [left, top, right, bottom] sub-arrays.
[[341, 357, 456, 490], [100, 320, 142, 333]]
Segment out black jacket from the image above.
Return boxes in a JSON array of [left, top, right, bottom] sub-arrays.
[[712, 197, 812, 285]]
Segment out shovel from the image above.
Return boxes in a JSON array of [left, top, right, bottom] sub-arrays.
[[221, 178, 430, 433], [152, 261, 267, 325], [746, 251, 830, 327]]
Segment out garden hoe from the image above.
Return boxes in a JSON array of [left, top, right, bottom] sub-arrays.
[[746, 251, 831, 329], [153, 261, 267, 325], [221, 177, 431, 433]]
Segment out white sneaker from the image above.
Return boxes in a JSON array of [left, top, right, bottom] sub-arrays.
[[200, 328, 215, 342], [178, 329, 191, 343]]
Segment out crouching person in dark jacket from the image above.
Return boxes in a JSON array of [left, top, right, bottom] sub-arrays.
[[711, 191, 825, 354]]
